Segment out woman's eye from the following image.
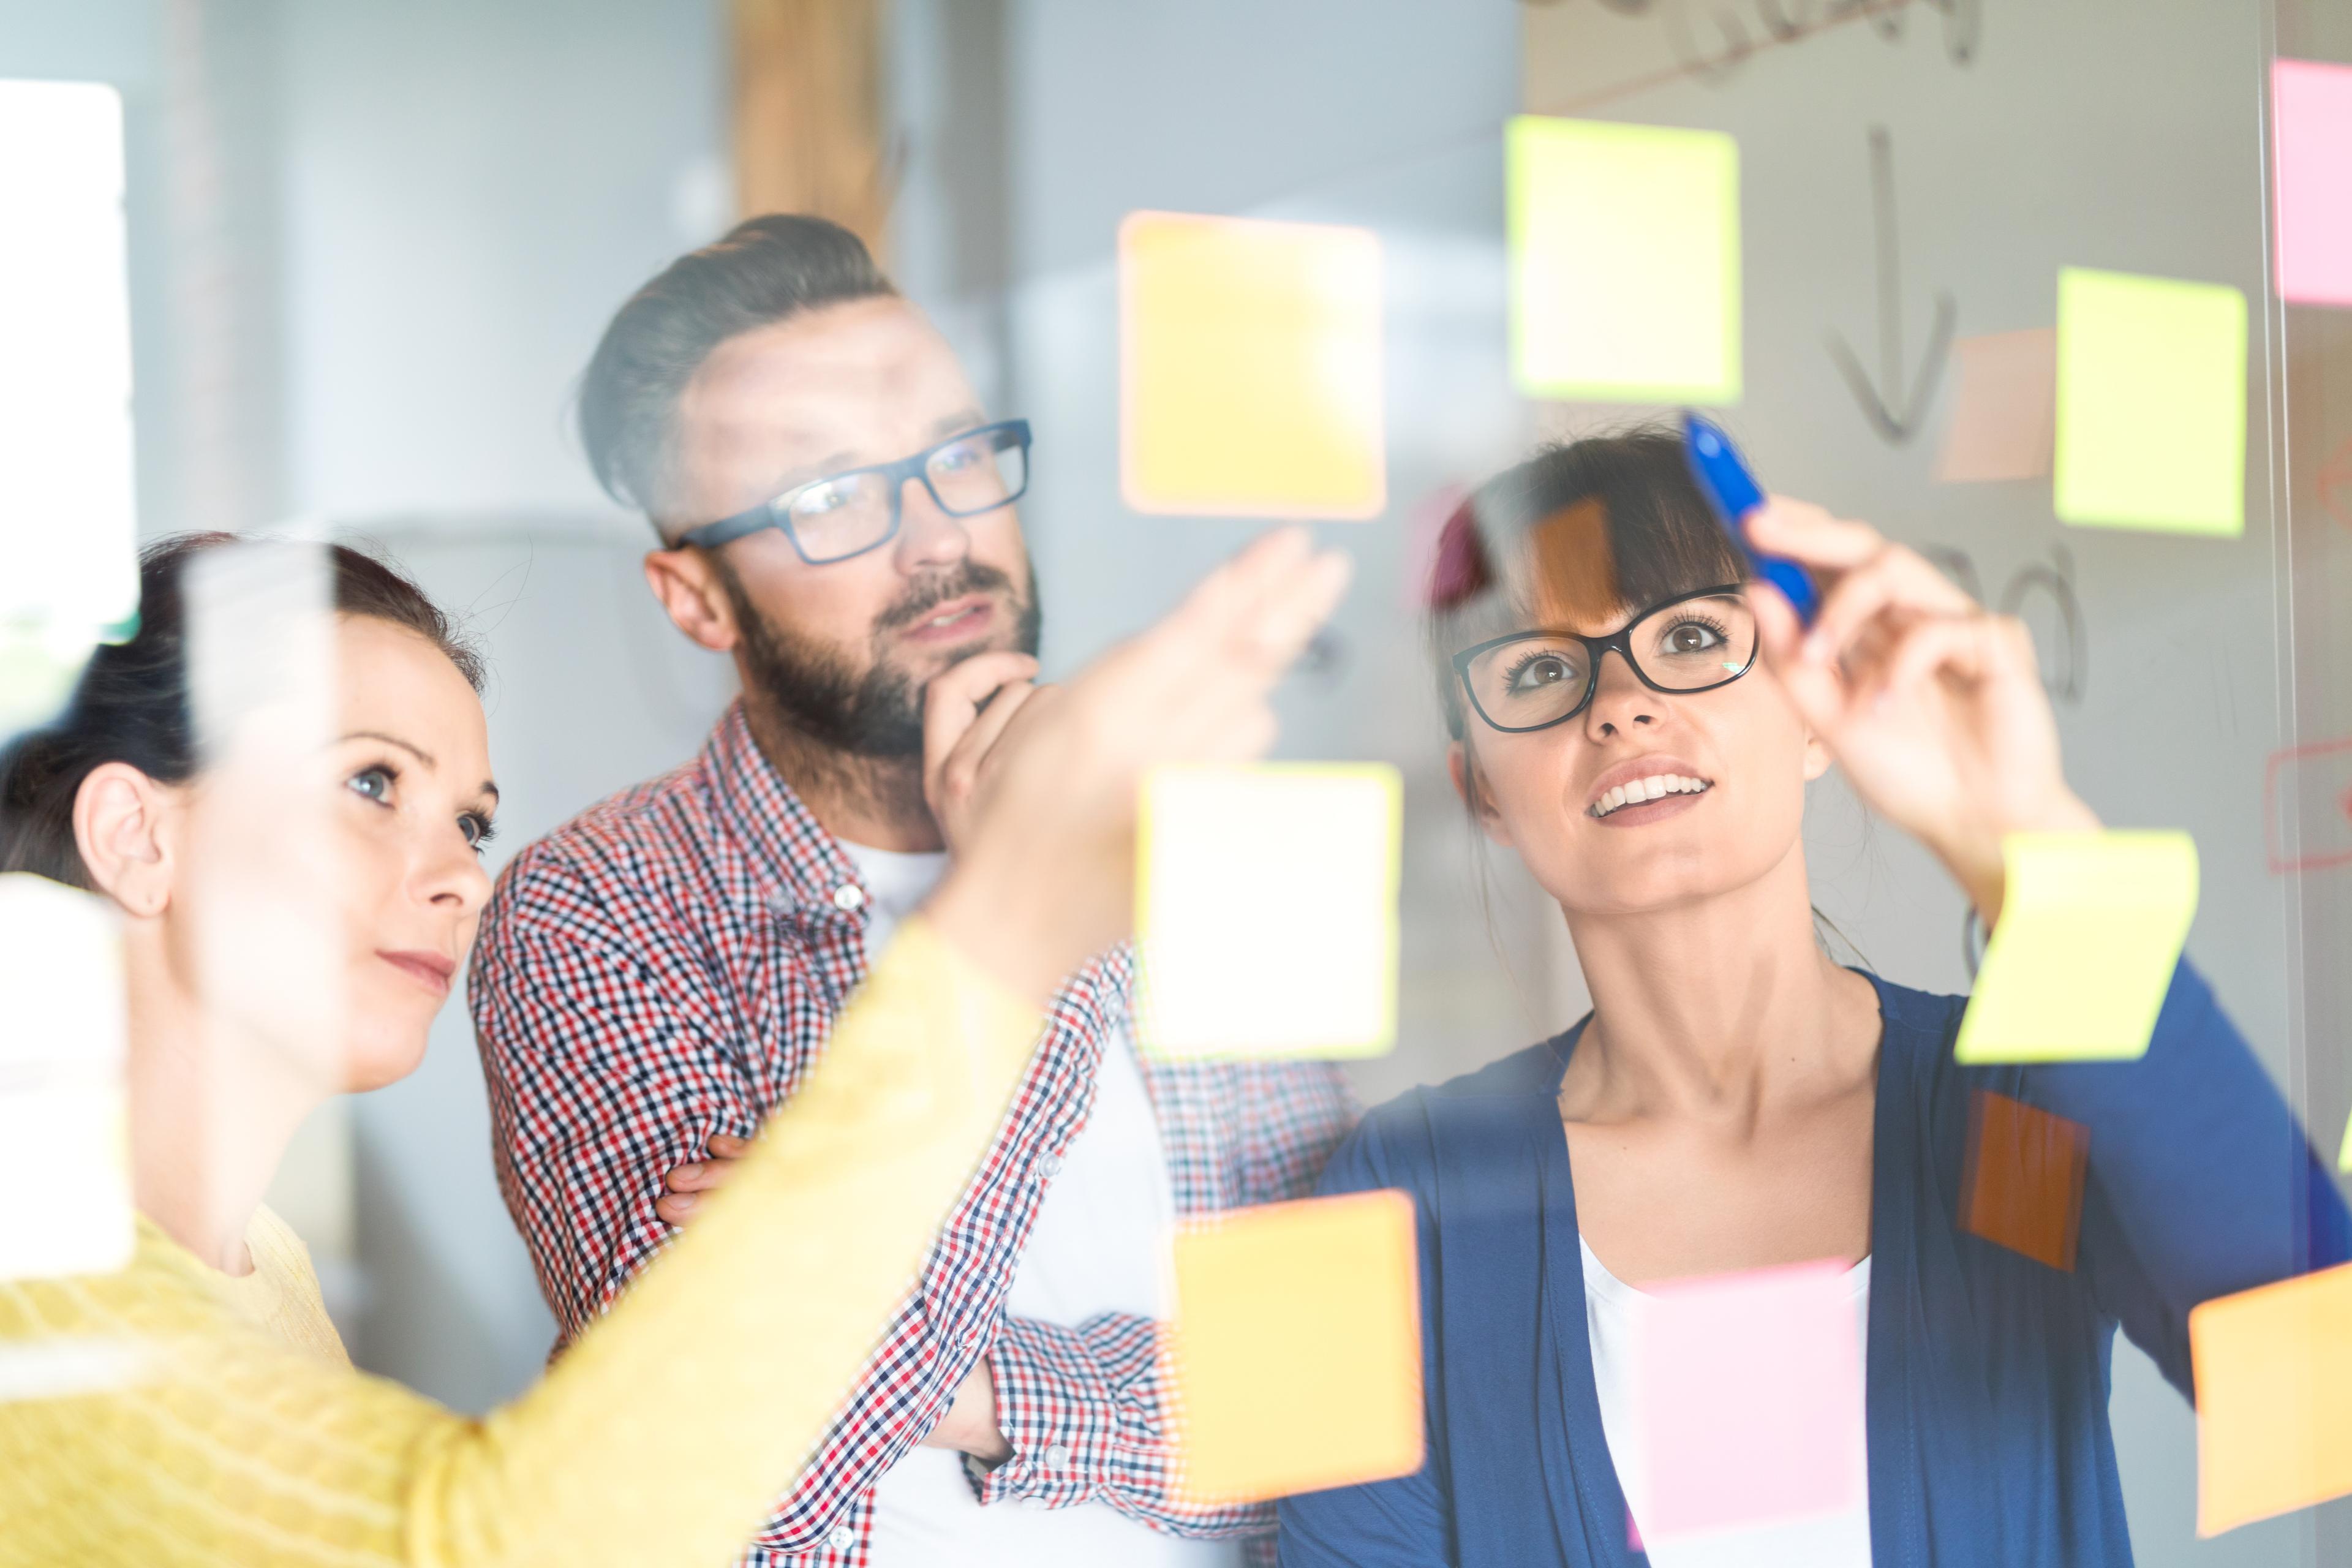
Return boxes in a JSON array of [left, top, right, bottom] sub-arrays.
[[1509, 655, 1574, 691], [459, 814, 496, 851], [1664, 622, 1724, 653], [346, 766, 394, 805]]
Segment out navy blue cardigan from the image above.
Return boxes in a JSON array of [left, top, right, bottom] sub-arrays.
[[1280, 962, 2351, 1567]]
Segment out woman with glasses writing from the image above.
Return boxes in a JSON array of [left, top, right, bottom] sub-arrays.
[[1279, 429, 2346, 1568]]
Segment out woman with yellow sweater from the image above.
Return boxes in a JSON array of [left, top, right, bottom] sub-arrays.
[[0, 525, 1348, 1567]]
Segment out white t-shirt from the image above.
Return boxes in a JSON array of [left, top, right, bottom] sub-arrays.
[[841, 842, 1241, 1568], [1581, 1237, 1873, 1567]]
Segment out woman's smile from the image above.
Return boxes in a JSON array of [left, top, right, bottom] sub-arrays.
[[1585, 753, 1716, 823]]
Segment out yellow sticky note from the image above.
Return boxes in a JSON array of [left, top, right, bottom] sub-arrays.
[[2053, 267, 2247, 537], [1954, 832, 2198, 1065], [0, 873, 133, 1283], [2190, 1260, 2352, 1535], [1136, 763, 1401, 1059], [1118, 211, 1385, 519], [1167, 1190, 1423, 1502], [1507, 115, 1741, 405]]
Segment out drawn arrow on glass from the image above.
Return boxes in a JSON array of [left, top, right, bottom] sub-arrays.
[[1825, 124, 1956, 446]]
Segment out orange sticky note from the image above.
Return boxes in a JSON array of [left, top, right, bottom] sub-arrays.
[[2190, 1259, 2352, 1535], [1118, 210, 1385, 519], [1934, 328, 2057, 483], [1958, 1089, 2089, 1272], [1166, 1190, 1422, 1502]]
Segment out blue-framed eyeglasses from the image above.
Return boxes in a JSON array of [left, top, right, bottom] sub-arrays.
[[676, 418, 1033, 564]]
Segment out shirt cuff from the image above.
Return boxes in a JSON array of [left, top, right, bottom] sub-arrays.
[[968, 1316, 1135, 1507]]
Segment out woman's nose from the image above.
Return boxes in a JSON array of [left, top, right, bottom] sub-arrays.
[[1582, 649, 1659, 734]]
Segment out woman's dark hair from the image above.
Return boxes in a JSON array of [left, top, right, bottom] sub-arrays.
[[0, 532, 483, 891], [1422, 424, 1747, 743], [576, 213, 899, 530]]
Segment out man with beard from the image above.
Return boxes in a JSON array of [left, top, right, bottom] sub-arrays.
[[467, 216, 1356, 1568]]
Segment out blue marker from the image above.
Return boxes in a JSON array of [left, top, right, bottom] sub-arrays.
[[1681, 411, 1820, 627]]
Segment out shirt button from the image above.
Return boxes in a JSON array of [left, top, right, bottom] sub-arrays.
[[827, 1524, 854, 1550], [832, 883, 865, 911], [1039, 1154, 1065, 1178], [1044, 1442, 1072, 1470]]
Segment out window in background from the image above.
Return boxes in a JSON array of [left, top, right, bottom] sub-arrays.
[[0, 79, 138, 744]]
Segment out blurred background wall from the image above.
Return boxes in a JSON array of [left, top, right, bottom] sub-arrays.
[[4, 5, 2346, 1564]]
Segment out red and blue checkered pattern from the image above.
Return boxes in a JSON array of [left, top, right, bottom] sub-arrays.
[[469, 703, 1357, 1566]]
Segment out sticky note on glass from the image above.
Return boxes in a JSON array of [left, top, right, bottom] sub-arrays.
[[2189, 1259, 2352, 1534], [0, 873, 133, 1282], [1118, 211, 1385, 519], [1934, 328, 2056, 483], [1166, 1190, 1422, 1501], [1954, 831, 2198, 1065], [1136, 763, 1401, 1058], [2264, 734, 2352, 875], [1958, 1090, 2089, 1271], [1638, 1259, 1865, 1542], [1507, 115, 1741, 405], [2052, 267, 2246, 537], [2273, 60, 2352, 307]]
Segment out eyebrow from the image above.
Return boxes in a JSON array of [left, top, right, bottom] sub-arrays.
[[755, 410, 992, 502], [342, 730, 500, 810]]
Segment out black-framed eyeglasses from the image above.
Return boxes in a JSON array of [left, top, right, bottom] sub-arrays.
[[1451, 584, 1757, 734], [676, 418, 1033, 564]]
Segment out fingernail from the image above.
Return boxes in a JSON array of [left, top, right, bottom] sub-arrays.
[[671, 1193, 696, 1212]]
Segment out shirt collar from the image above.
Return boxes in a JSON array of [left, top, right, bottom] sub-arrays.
[[704, 699, 865, 918]]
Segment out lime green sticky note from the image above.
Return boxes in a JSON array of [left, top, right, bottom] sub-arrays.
[[1954, 831, 2199, 1065], [2337, 1104, 2352, 1174], [1507, 115, 1741, 405], [2053, 268, 2247, 537], [1136, 763, 1402, 1059]]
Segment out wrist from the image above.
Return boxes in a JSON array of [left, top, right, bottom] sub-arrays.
[[1945, 790, 2102, 928], [924, 861, 1085, 1009]]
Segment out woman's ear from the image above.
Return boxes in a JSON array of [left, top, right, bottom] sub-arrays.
[[1800, 724, 1833, 783], [643, 547, 742, 655], [1447, 740, 1515, 848], [72, 763, 179, 918]]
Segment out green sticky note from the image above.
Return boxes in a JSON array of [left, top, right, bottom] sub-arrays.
[[1955, 831, 2199, 1065], [2053, 267, 2247, 537], [1136, 763, 1402, 1060], [1507, 115, 1741, 405]]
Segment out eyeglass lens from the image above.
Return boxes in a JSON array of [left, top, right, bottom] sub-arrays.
[[785, 428, 1031, 562], [1463, 592, 1757, 731]]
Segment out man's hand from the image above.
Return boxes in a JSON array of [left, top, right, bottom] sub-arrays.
[[655, 1134, 750, 1226], [922, 650, 1047, 854]]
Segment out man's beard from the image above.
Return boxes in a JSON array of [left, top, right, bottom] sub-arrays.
[[715, 557, 1042, 761]]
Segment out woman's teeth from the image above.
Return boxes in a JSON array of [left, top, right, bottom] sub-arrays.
[[1588, 774, 1711, 818]]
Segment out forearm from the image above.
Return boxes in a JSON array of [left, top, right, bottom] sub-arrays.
[[431, 917, 1046, 1566]]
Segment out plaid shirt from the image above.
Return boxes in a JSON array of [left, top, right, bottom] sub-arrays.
[[468, 703, 1358, 1566]]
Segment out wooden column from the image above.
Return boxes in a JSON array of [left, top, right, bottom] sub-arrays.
[[731, 0, 895, 262]]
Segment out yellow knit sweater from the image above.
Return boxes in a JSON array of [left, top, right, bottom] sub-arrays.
[[0, 918, 1040, 1568]]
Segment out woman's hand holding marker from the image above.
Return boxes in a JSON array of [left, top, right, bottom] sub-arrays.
[[1743, 497, 2100, 927]]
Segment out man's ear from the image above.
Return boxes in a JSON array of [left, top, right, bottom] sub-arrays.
[[643, 546, 742, 655], [1447, 740, 1515, 849], [73, 763, 179, 918]]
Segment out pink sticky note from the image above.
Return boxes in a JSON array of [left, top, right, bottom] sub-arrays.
[[1638, 1258, 1864, 1542], [2274, 59, 2352, 307], [1627, 1509, 1645, 1553], [1934, 328, 2057, 483], [1402, 482, 1469, 612], [2265, 734, 2352, 874]]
